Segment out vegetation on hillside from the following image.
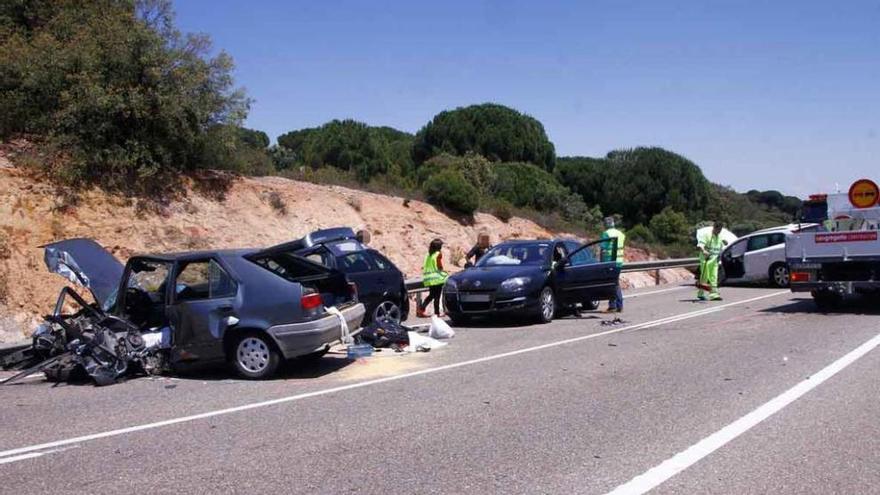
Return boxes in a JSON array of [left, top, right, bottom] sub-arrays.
[[0, 0, 269, 192], [0, 1, 800, 249]]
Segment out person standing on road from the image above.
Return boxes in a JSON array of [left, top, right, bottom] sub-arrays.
[[697, 222, 725, 301], [417, 238, 448, 317], [465, 232, 492, 267], [600, 217, 626, 313]]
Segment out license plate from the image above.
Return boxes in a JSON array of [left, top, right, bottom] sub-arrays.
[[460, 293, 491, 302]]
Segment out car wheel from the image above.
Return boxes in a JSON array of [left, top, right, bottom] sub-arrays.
[[232, 332, 281, 380], [812, 290, 842, 311], [448, 312, 470, 326], [373, 299, 403, 323], [536, 286, 556, 323], [769, 263, 790, 288], [585, 300, 600, 311]]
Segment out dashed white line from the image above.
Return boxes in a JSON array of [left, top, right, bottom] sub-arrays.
[[0, 290, 788, 465], [605, 329, 880, 495]]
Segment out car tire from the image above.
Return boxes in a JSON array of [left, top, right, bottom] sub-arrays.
[[372, 299, 403, 323], [812, 290, 842, 311], [585, 300, 600, 311], [231, 332, 281, 380], [448, 312, 470, 326], [536, 286, 556, 324], [769, 263, 790, 288]]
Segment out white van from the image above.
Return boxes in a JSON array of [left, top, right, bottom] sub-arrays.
[[720, 224, 819, 287]]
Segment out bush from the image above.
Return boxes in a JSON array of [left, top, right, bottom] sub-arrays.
[[423, 169, 480, 215], [627, 224, 655, 244], [649, 207, 691, 245], [418, 152, 496, 193], [490, 162, 590, 224], [413, 103, 556, 170]]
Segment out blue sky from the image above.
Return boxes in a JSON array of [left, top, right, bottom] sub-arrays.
[[173, 1, 879, 197]]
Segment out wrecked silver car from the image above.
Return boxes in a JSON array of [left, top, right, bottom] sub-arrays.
[[1, 239, 365, 385]]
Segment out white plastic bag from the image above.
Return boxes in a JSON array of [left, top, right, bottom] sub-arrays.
[[429, 315, 455, 339], [406, 331, 448, 352]]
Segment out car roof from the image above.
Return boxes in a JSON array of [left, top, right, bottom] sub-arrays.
[[745, 223, 818, 237], [131, 248, 259, 262]]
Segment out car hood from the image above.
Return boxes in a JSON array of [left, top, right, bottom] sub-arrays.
[[43, 238, 124, 307], [450, 265, 544, 290]]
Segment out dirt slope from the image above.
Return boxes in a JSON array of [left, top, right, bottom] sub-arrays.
[[0, 167, 692, 342]]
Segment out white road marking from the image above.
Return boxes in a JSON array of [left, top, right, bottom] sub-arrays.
[[0, 291, 788, 464], [624, 286, 690, 299], [605, 329, 880, 495], [0, 447, 78, 465]]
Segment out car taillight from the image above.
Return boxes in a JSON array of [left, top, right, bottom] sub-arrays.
[[301, 293, 323, 312], [349, 282, 358, 301], [790, 272, 811, 283]]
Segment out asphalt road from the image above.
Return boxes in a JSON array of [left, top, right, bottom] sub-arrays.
[[1, 284, 879, 494]]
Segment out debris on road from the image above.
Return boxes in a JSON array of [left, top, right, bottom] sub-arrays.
[[429, 315, 455, 339]]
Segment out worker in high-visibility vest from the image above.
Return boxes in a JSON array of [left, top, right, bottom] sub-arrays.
[[417, 238, 448, 317], [600, 217, 626, 312], [697, 222, 725, 301]]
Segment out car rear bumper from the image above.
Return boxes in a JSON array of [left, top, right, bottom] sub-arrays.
[[266, 303, 366, 358]]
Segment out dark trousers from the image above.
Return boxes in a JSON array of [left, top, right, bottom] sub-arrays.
[[609, 283, 624, 311], [420, 285, 443, 314]]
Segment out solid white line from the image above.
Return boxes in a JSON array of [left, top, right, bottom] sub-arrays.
[[0, 447, 77, 465], [0, 291, 788, 463], [605, 329, 880, 495], [624, 286, 690, 299]]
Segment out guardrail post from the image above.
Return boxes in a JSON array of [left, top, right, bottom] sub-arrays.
[[654, 269, 661, 285]]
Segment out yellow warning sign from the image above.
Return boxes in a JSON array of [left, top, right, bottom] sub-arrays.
[[848, 179, 879, 208]]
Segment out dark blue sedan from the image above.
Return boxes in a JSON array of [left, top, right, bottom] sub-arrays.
[[443, 238, 621, 324]]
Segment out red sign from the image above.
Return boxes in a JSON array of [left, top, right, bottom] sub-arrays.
[[815, 231, 878, 243], [848, 179, 879, 208]]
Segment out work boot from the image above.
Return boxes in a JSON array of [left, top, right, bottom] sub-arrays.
[[697, 294, 708, 301], [709, 293, 722, 301]]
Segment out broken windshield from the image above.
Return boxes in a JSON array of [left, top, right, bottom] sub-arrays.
[[477, 243, 551, 267]]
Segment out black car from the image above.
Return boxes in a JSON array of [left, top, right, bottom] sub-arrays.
[[27, 238, 365, 382], [444, 238, 621, 324], [288, 228, 410, 323]]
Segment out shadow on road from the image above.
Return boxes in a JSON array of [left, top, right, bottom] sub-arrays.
[[760, 296, 880, 316]]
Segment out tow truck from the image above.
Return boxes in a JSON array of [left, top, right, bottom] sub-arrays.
[[786, 179, 880, 308]]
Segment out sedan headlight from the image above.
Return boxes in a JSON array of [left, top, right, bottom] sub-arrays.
[[500, 276, 531, 292], [444, 278, 458, 293]]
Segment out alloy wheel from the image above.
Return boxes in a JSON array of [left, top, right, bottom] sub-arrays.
[[541, 288, 555, 321], [773, 265, 790, 287], [237, 337, 270, 373], [374, 300, 402, 323]]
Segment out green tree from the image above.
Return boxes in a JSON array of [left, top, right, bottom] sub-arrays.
[[412, 103, 556, 170], [276, 120, 414, 182], [0, 0, 255, 191], [557, 148, 712, 226], [423, 168, 480, 215], [649, 207, 690, 244]]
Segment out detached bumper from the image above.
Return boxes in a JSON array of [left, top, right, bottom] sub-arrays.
[[266, 303, 365, 358]]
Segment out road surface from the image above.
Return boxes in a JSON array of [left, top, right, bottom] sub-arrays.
[[1, 285, 878, 494]]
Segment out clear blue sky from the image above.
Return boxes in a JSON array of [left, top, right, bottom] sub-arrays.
[[173, 0, 879, 198]]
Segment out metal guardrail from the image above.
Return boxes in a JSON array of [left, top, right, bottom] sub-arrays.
[[620, 257, 700, 273], [405, 258, 700, 295]]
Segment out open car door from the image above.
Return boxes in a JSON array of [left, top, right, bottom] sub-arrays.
[[555, 238, 621, 305]]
